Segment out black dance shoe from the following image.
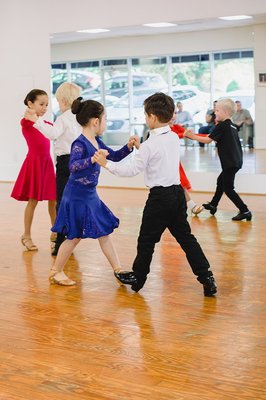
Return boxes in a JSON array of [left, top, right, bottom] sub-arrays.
[[202, 202, 217, 215], [51, 241, 63, 256], [202, 276, 217, 297], [232, 211, 252, 221], [114, 271, 138, 285], [131, 279, 146, 293], [114, 271, 146, 292]]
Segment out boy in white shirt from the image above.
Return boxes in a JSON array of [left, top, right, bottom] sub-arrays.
[[93, 92, 217, 297], [25, 82, 81, 255]]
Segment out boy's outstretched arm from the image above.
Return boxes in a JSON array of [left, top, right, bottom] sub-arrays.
[[184, 129, 213, 144]]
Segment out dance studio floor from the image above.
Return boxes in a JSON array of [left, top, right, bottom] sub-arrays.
[[0, 180, 265, 399], [179, 145, 266, 175]]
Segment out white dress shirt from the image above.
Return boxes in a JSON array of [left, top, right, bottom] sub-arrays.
[[34, 109, 81, 156], [106, 126, 181, 188]]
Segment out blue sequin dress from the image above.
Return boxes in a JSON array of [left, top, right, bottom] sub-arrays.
[[52, 134, 132, 239]]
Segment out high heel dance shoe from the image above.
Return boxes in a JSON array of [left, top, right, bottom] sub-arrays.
[[114, 271, 146, 292], [49, 269, 76, 286], [21, 235, 38, 251], [114, 269, 127, 286], [191, 205, 204, 215]]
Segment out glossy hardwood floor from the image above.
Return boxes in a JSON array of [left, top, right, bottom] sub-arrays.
[[1, 183, 266, 400]]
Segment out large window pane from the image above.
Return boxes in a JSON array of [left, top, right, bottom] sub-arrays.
[[101, 65, 130, 146], [171, 55, 211, 129], [214, 52, 255, 147], [50, 50, 254, 148], [213, 54, 254, 110]]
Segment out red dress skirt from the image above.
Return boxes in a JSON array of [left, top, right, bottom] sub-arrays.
[[171, 124, 191, 190], [11, 119, 56, 201]]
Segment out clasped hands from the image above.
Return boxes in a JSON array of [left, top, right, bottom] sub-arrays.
[[24, 108, 38, 122], [92, 135, 140, 167], [183, 129, 195, 140]]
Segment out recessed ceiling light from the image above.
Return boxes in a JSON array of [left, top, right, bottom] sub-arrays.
[[219, 15, 252, 21], [143, 22, 177, 28], [77, 29, 110, 34]]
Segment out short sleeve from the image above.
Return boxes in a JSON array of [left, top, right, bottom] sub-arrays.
[[209, 123, 223, 142]]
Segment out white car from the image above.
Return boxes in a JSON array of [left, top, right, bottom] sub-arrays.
[[82, 72, 167, 99], [51, 94, 119, 121], [105, 86, 209, 145], [51, 70, 100, 94], [171, 85, 210, 117]]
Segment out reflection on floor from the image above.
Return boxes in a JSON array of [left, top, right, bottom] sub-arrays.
[[1, 183, 266, 399], [180, 144, 266, 175]]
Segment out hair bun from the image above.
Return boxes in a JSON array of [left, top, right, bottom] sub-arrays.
[[71, 96, 84, 114]]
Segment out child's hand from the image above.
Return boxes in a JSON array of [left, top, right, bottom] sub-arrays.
[[24, 108, 38, 122], [184, 129, 194, 139], [92, 150, 108, 167], [128, 135, 140, 150], [98, 149, 109, 157]]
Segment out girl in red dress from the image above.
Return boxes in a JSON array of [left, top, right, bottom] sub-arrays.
[[170, 116, 203, 215], [11, 89, 56, 250]]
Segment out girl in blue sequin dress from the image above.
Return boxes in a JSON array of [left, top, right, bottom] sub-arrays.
[[50, 98, 135, 286]]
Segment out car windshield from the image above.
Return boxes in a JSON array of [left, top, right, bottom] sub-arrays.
[[115, 90, 159, 108], [172, 90, 196, 101]]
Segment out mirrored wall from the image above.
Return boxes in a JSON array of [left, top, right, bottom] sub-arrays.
[[51, 50, 255, 172]]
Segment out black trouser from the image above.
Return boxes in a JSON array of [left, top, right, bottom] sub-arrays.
[[132, 185, 212, 284], [210, 168, 248, 213], [55, 155, 70, 245]]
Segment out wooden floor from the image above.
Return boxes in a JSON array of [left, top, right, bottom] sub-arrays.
[[180, 146, 266, 175], [1, 183, 266, 400]]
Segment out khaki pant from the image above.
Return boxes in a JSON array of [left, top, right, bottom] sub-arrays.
[[239, 125, 254, 147]]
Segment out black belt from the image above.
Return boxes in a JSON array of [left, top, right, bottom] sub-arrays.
[[150, 184, 181, 194], [57, 154, 70, 160]]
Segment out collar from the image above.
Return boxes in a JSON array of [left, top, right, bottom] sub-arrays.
[[149, 126, 171, 136]]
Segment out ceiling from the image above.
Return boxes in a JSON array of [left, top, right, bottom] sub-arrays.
[[50, 13, 266, 45]]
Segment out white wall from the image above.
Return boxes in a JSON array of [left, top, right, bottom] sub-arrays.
[[51, 26, 254, 61], [1, 0, 266, 192]]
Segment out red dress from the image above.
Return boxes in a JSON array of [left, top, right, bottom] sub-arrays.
[[171, 124, 191, 190], [11, 119, 56, 201]]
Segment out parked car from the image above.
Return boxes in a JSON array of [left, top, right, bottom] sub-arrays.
[[51, 70, 100, 94], [105, 89, 157, 145], [81, 93, 119, 107], [105, 85, 209, 145], [171, 85, 210, 117], [82, 72, 167, 98], [51, 94, 118, 121]]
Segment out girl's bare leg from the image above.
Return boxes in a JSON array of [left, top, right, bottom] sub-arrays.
[[23, 199, 38, 237], [184, 188, 191, 202], [21, 199, 39, 250], [184, 188, 203, 215], [48, 200, 56, 226], [50, 238, 80, 285], [98, 235, 122, 272], [48, 200, 57, 245]]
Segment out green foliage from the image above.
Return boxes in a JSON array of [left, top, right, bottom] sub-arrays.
[[173, 72, 188, 85], [226, 80, 240, 92]]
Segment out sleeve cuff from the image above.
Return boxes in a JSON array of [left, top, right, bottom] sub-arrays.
[[33, 118, 44, 129]]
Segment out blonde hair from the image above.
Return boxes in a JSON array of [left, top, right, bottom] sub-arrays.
[[217, 98, 236, 117], [55, 82, 81, 108]]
